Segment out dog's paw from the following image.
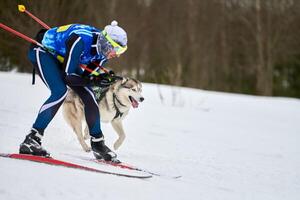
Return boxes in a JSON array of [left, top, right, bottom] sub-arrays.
[[83, 146, 92, 152]]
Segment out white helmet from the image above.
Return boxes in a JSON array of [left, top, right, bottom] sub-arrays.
[[96, 20, 128, 57], [104, 20, 127, 47]]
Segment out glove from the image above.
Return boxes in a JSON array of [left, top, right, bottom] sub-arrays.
[[108, 69, 115, 76], [91, 73, 117, 87]]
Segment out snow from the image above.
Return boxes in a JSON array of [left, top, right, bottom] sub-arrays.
[[0, 71, 300, 200]]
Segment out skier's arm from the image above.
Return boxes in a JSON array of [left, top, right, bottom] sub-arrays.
[[62, 33, 116, 87], [64, 73, 90, 86], [63, 33, 89, 86]]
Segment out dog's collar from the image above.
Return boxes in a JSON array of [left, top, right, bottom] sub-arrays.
[[113, 93, 126, 119], [92, 86, 126, 119], [113, 93, 126, 107]]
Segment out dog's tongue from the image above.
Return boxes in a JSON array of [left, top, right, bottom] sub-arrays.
[[131, 98, 139, 108]]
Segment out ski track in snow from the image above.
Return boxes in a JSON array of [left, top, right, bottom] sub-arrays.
[[0, 72, 300, 200]]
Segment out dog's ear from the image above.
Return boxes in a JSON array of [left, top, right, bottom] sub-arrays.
[[121, 77, 128, 85], [111, 78, 125, 91]]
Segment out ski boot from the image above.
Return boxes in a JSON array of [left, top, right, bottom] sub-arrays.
[[19, 128, 50, 157], [91, 136, 119, 163]]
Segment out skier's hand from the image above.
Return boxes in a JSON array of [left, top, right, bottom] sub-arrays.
[[91, 73, 117, 87], [108, 69, 115, 76]]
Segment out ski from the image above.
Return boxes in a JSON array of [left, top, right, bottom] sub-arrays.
[[0, 153, 152, 179], [95, 159, 182, 179], [64, 154, 181, 179]]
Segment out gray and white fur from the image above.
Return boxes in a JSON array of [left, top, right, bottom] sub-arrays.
[[62, 77, 144, 152]]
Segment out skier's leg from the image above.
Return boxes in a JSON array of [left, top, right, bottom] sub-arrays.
[[20, 47, 67, 156], [69, 86, 102, 137], [69, 86, 117, 161], [30, 47, 68, 131]]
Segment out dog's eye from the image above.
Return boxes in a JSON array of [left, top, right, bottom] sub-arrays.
[[132, 88, 137, 92]]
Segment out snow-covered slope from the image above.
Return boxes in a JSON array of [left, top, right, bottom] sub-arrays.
[[0, 72, 299, 200]]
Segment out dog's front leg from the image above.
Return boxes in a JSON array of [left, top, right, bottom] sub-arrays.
[[111, 119, 126, 150], [75, 127, 91, 152], [83, 123, 90, 140], [73, 120, 91, 152]]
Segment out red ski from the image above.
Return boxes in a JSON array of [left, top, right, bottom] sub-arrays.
[[94, 159, 181, 179], [63, 154, 181, 179], [0, 153, 152, 179]]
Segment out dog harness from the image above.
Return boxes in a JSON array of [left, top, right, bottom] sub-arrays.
[[93, 86, 126, 119]]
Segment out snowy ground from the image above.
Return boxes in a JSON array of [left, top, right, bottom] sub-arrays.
[[0, 71, 300, 200]]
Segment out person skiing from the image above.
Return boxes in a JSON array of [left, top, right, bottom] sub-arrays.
[[19, 20, 127, 162]]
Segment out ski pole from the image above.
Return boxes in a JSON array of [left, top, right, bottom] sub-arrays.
[[0, 23, 43, 48], [18, 4, 110, 75], [18, 5, 50, 29]]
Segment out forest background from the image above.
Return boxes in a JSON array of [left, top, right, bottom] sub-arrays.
[[1, 0, 299, 97]]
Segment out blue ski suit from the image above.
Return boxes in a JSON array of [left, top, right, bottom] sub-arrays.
[[28, 24, 108, 138]]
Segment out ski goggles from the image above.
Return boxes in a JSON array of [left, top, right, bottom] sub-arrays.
[[96, 30, 127, 57]]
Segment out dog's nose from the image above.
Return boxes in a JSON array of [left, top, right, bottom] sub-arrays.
[[140, 97, 145, 102]]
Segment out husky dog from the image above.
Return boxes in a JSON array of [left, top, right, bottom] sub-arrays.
[[62, 77, 144, 152]]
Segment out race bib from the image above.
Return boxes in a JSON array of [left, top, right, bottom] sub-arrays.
[[57, 24, 72, 32]]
